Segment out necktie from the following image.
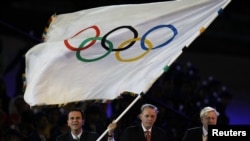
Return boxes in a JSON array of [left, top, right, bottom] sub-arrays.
[[145, 131, 151, 141]]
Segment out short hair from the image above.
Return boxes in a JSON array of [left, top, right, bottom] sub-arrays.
[[141, 103, 159, 114], [200, 106, 219, 118], [68, 108, 84, 119]]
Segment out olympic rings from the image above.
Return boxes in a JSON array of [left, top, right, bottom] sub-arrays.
[[141, 24, 177, 50], [64, 25, 100, 51], [64, 24, 178, 62], [101, 26, 138, 51], [76, 37, 113, 62], [115, 37, 153, 62]]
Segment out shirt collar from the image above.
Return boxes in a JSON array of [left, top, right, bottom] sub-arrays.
[[202, 126, 208, 136], [141, 123, 152, 132], [71, 130, 83, 139]]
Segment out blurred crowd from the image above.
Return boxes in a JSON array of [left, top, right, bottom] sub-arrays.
[[0, 61, 232, 141]]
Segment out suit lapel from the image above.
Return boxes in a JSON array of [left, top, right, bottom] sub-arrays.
[[138, 124, 148, 141], [80, 131, 87, 141]]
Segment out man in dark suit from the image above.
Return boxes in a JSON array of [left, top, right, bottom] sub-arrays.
[[56, 108, 116, 141], [119, 103, 167, 141], [56, 108, 99, 141], [181, 106, 220, 141]]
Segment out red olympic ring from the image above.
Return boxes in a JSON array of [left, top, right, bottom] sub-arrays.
[[64, 25, 100, 51], [64, 24, 178, 62]]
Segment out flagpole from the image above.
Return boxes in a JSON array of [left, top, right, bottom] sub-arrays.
[[96, 93, 142, 141]]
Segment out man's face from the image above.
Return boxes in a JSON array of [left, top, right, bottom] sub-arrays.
[[201, 111, 218, 130], [139, 107, 157, 130], [67, 111, 84, 131]]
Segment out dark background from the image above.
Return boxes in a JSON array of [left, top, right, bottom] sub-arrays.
[[1, 0, 250, 124]]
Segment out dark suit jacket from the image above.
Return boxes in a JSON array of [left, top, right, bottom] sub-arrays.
[[120, 124, 167, 141], [27, 130, 47, 141], [182, 127, 203, 141], [56, 130, 99, 141]]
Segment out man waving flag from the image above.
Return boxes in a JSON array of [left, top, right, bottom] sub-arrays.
[[24, 0, 231, 106]]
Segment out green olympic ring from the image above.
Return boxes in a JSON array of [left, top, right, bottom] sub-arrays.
[[76, 37, 113, 62], [65, 24, 178, 62]]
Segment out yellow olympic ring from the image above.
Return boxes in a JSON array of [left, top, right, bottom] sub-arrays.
[[115, 38, 153, 62]]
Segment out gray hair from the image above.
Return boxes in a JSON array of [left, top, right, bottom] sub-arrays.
[[200, 106, 220, 118], [141, 103, 159, 114]]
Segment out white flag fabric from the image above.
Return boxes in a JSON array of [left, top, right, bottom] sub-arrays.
[[24, 0, 231, 106]]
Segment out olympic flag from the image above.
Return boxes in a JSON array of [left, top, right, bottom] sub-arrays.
[[24, 0, 231, 106]]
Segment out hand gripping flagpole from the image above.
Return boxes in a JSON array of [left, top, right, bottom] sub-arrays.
[[96, 92, 142, 141]]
